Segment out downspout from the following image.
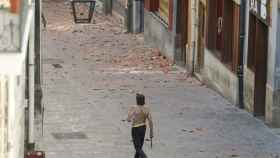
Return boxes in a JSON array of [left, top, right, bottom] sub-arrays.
[[191, 0, 197, 75], [238, 0, 246, 109], [35, 0, 43, 113], [28, 12, 35, 150]]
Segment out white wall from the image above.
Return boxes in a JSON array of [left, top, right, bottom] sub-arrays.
[[0, 1, 35, 157]]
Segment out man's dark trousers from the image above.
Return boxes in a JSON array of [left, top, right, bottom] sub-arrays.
[[132, 125, 147, 158]]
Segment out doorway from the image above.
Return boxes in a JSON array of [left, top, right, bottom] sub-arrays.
[[248, 14, 268, 117]]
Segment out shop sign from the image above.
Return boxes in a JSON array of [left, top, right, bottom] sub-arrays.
[[250, 0, 270, 24]]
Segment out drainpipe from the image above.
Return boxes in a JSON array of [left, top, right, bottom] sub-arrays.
[[35, 0, 43, 113], [191, 0, 197, 75], [28, 14, 35, 150], [238, 0, 246, 109]]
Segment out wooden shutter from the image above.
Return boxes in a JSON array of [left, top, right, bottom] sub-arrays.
[[232, 5, 240, 72], [168, 0, 173, 30], [144, 0, 159, 11], [180, 0, 188, 45], [222, 0, 233, 63], [247, 13, 256, 71], [206, 0, 217, 50]]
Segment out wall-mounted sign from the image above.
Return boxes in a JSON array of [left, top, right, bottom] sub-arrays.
[[250, 0, 270, 25]]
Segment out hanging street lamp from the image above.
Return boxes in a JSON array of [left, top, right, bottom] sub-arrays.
[[71, 0, 96, 23]]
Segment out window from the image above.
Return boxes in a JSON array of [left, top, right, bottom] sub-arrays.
[[206, 0, 240, 72], [249, 0, 270, 25]]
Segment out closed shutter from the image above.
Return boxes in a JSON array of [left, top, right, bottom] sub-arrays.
[[206, 0, 217, 50], [222, 0, 233, 63], [232, 5, 240, 72]]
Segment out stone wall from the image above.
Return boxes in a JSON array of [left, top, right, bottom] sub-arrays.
[[244, 67, 255, 113], [203, 49, 239, 104], [144, 11, 176, 61], [112, 0, 126, 18]]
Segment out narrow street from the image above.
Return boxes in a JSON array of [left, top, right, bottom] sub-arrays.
[[38, 0, 280, 158]]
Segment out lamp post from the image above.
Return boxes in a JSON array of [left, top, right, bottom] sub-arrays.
[[71, 0, 96, 23]]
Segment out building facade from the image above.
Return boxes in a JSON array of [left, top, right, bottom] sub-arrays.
[[243, 0, 280, 126], [144, 0, 188, 65], [0, 0, 42, 157], [102, 0, 280, 126], [188, 0, 280, 127]]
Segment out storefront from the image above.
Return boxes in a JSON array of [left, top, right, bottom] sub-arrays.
[[203, 0, 241, 104], [244, 0, 270, 117]]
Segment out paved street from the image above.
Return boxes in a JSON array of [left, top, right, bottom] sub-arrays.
[[37, 0, 280, 157]]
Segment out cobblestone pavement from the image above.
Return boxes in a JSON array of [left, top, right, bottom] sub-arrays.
[[38, 0, 280, 158]]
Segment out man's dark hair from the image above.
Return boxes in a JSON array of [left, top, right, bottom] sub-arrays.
[[136, 93, 145, 106]]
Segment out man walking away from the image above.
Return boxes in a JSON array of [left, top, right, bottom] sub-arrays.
[[127, 94, 154, 158]]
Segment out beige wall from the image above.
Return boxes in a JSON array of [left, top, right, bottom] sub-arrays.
[[203, 49, 239, 104]]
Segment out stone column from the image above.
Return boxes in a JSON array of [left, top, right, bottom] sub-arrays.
[[265, 1, 280, 127]]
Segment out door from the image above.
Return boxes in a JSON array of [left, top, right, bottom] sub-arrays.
[[254, 19, 268, 117], [180, 0, 188, 65], [196, 1, 205, 72]]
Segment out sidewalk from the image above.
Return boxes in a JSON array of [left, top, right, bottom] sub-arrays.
[[38, 0, 280, 157]]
